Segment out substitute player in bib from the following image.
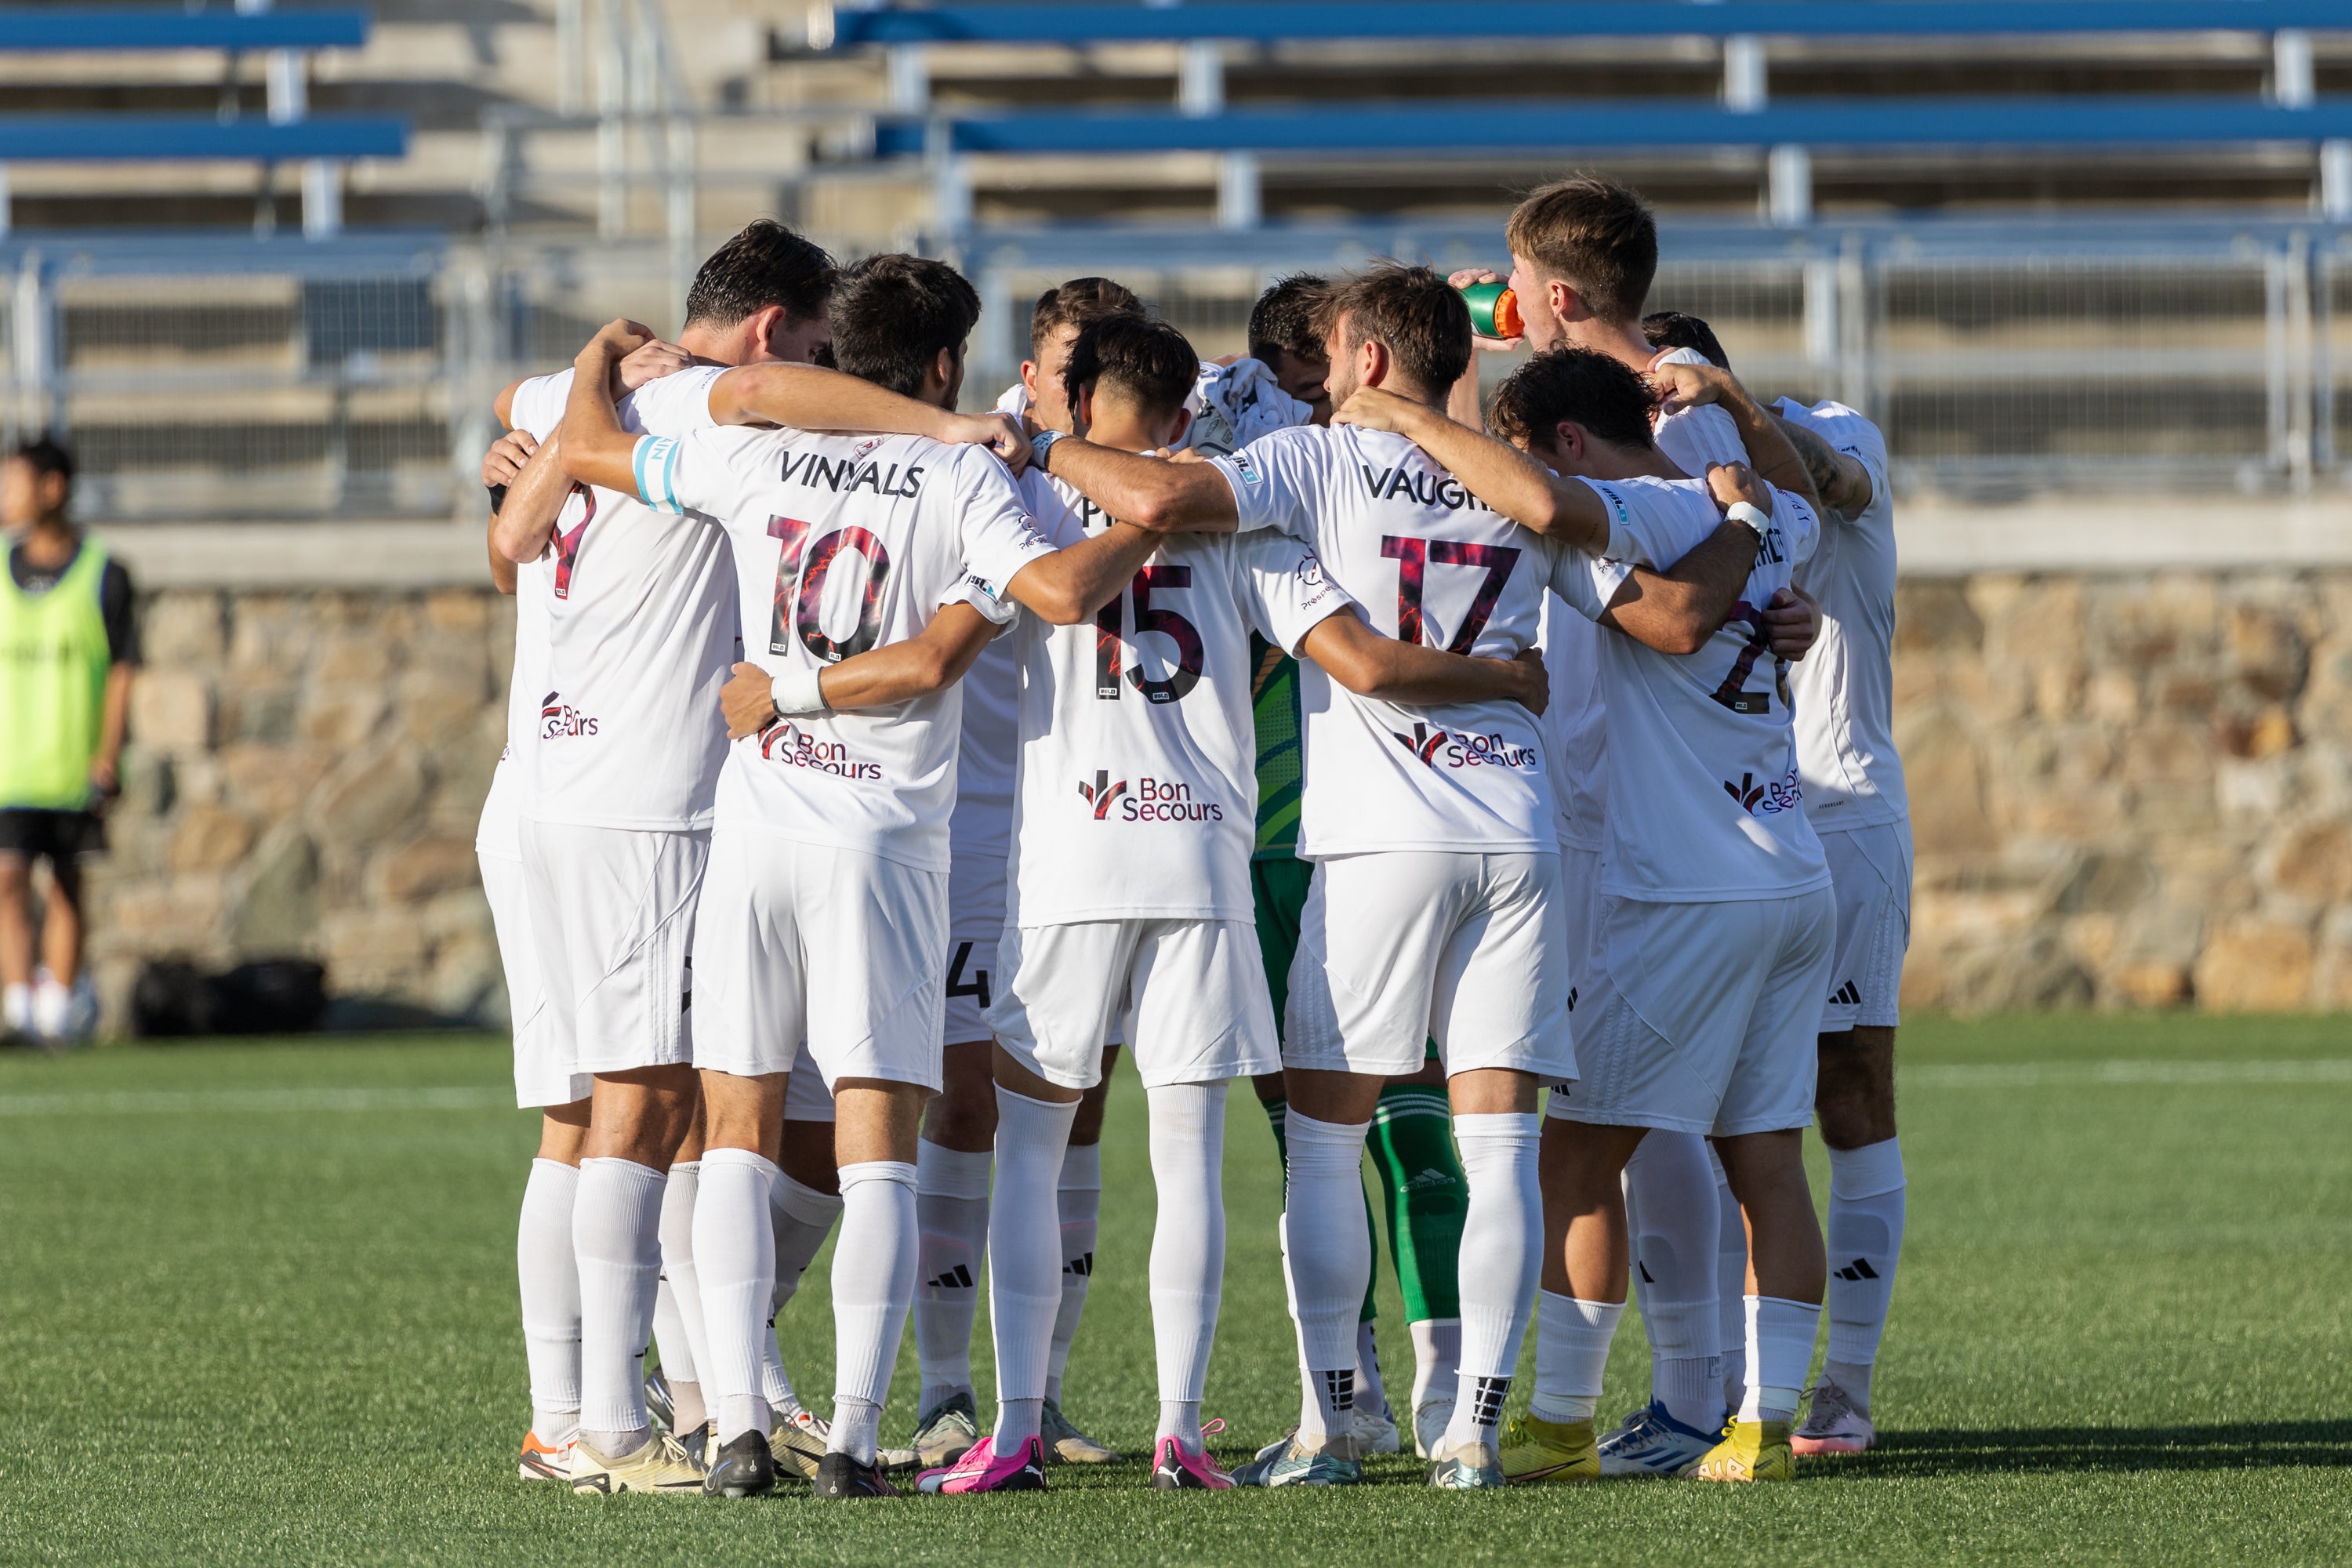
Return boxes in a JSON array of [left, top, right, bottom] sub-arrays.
[[1353, 347, 1833, 1486], [921, 313, 1550, 1495], [561, 255, 1235, 1500], [1650, 350, 1913, 1457], [1025, 265, 1736, 1489], [913, 277, 1146, 1474]]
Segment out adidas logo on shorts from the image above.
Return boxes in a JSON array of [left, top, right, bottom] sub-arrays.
[[1829, 980, 1863, 1007]]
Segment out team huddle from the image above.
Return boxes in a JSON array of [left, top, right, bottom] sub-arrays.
[[472, 173, 1913, 1498]]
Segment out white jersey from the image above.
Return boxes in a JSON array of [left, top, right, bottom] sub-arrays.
[[1210, 423, 1722, 858], [474, 551, 555, 858], [507, 366, 735, 832], [1007, 467, 1352, 924], [1650, 346, 1749, 478], [637, 425, 1055, 872], [1552, 483, 1831, 903], [949, 633, 1021, 866], [1777, 397, 1908, 831]]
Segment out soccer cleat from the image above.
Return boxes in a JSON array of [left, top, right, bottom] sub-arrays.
[[1693, 1419, 1794, 1483], [811, 1451, 901, 1498], [643, 1367, 676, 1432], [912, 1392, 982, 1469], [1598, 1401, 1722, 1478], [1497, 1413, 1599, 1485], [1351, 1402, 1402, 1456], [674, 1420, 714, 1472], [1791, 1380, 1877, 1457], [1412, 1395, 1454, 1459], [518, 1430, 574, 1482], [1151, 1422, 1232, 1490], [770, 1417, 829, 1481], [1230, 1430, 1363, 1488], [568, 1430, 706, 1497], [702, 1430, 778, 1498], [916, 1434, 1048, 1494], [1426, 1436, 1507, 1490], [1040, 1399, 1116, 1463]]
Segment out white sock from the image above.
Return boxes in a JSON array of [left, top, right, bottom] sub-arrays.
[[1528, 1291, 1621, 1425], [573, 1156, 667, 1450], [694, 1147, 779, 1443], [1282, 1110, 1371, 1438], [1824, 1138, 1905, 1414], [1621, 1131, 1724, 1431], [1740, 1295, 1823, 1423], [989, 1088, 1077, 1447], [764, 1172, 841, 1414], [31, 977, 67, 1039], [655, 1160, 709, 1411], [914, 1139, 992, 1412], [1, 982, 28, 1033], [517, 1159, 583, 1445], [1408, 1319, 1461, 1418], [648, 1276, 704, 1432], [1146, 1082, 1225, 1444], [1356, 1320, 1388, 1418], [1443, 1112, 1543, 1450], [1045, 1141, 1102, 1406], [827, 1160, 919, 1462], [1711, 1149, 1750, 1411]]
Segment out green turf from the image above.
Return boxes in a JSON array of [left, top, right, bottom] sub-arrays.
[[2, 1014, 2349, 1565]]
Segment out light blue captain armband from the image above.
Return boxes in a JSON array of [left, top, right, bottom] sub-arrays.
[[633, 434, 684, 514]]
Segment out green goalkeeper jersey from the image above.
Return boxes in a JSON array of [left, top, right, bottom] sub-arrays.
[[1250, 633, 1305, 861]]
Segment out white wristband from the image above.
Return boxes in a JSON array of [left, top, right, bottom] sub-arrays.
[[1726, 500, 1771, 539], [770, 666, 828, 718]]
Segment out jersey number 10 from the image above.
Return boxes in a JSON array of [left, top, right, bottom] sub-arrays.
[[767, 516, 892, 663]]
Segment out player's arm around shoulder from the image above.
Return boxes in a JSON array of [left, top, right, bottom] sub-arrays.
[[1029, 423, 1243, 535], [554, 319, 661, 497], [490, 427, 575, 566], [709, 363, 1029, 467], [1330, 386, 1613, 555], [719, 601, 1002, 738]]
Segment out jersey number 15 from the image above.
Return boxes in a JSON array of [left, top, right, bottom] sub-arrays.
[[1094, 565, 1203, 704]]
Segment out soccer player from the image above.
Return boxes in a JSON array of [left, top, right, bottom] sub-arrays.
[[1348, 346, 1834, 1486], [557, 254, 1232, 1500], [912, 277, 1145, 1474], [488, 220, 844, 1497], [1650, 348, 1913, 1458], [1021, 264, 1735, 1489], [920, 312, 1550, 1495], [0, 435, 135, 1047]]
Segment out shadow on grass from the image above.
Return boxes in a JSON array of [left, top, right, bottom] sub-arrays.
[[1842, 1421, 2352, 1476]]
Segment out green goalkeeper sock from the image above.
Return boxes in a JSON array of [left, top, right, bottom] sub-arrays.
[[1368, 1080, 1467, 1323]]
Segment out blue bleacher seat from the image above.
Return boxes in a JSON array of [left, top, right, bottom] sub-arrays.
[[0, 8, 369, 51]]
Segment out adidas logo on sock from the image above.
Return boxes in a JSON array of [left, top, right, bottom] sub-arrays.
[[1834, 1257, 1881, 1282], [1829, 981, 1863, 1007], [1064, 1250, 1094, 1279], [1402, 1167, 1457, 1192], [926, 1263, 975, 1290]]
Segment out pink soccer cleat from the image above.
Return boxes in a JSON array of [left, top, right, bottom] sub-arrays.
[[1150, 1421, 1234, 1490], [915, 1434, 1047, 1494], [1790, 1381, 1878, 1457]]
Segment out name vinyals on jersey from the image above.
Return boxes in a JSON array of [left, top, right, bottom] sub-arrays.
[[1356, 463, 1494, 514], [1076, 770, 1226, 824], [775, 448, 926, 499], [756, 718, 884, 780], [1388, 723, 1540, 771], [539, 691, 600, 739]]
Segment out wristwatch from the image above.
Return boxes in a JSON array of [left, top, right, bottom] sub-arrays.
[[1029, 428, 1064, 474]]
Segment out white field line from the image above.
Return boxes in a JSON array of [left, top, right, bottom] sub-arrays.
[[0, 1086, 514, 1117], [1905, 1059, 2352, 1089]]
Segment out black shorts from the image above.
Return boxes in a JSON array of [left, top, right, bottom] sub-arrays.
[[0, 808, 107, 865]]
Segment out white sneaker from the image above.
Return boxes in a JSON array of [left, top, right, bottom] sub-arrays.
[[1791, 1379, 1878, 1456], [2, 982, 30, 1036], [1412, 1395, 1454, 1459], [30, 978, 69, 1041], [1351, 1403, 1401, 1455]]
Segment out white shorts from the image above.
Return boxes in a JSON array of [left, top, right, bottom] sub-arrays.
[[1548, 886, 1836, 1138], [989, 918, 1280, 1091], [1819, 820, 1912, 1033], [784, 1037, 837, 1123], [1283, 851, 1574, 1082], [518, 819, 706, 1076], [479, 850, 590, 1109], [942, 837, 1008, 1046], [690, 828, 948, 1092], [1558, 843, 1604, 1027]]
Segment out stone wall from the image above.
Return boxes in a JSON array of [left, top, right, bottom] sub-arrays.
[[59, 572, 2352, 1033]]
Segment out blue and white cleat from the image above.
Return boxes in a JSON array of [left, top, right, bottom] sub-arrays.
[[1596, 1401, 1722, 1478], [1231, 1430, 1364, 1487]]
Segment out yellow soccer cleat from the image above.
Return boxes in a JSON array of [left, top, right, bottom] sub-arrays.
[[1497, 1413, 1599, 1485], [568, 1430, 706, 1497], [1692, 1419, 1794, 1483]]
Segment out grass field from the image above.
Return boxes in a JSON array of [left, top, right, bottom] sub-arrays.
[[2, 1014, 2350, 1565]]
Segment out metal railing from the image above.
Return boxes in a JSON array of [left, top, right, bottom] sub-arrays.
[[4, 215, 2350, 521]]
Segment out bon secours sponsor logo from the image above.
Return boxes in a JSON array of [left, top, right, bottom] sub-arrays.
[[1388, 722, 1538, 771], [1722, 765, 1803, 816], [539, 691, 599, 739], [756, 719, 883, 780], [1077, 770, 1224, 823]]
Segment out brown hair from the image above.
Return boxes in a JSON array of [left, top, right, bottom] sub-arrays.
[[1029, 276, 1143, 358], [1062, 312, 1199, 422], [1313, 262, 1472, 395], [1490, 347, 1658, 455], [1504, 176, 1657, 327]]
